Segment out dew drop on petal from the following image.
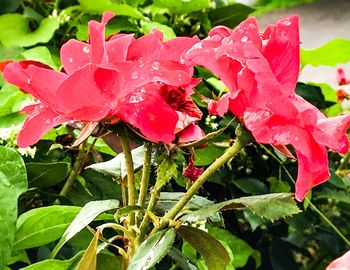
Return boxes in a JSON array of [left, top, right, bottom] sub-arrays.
[[26, 78, 31, 84], [241, 36, 248, 42], [152, 61, 160, 70], [83, 46, 90, 53], [294, 136, 300, 142], [249, 23, 256, 29], [45, 119, 51, 125], [282, 20, 291, 26], [138, 57, 145, 67], [68, 57, 73, 63], [131, 71, 139, 80], [210, 35, 222, 42]]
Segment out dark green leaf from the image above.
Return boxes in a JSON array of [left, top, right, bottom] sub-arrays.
[[27, 162, 70, 188], [177, 226, 230, 270], [14, 205, 81, 250], [154, 0, 210, 14], [301, 39, 350, 67], [167, 247, 197, 270], [209, 3, 254, 28], [267, 177, 291, 193], [234, 177, 268, 195], [51, 200, 119, 258], [0, 146, 27, 269], [295, 82, 326, 109], [96, 254, 122, 270], [0, 14, 59, 47], [0, 0, 23, 14], [207, 225, 261, 268], [181, 193, 301, 222], [194, 142, 225, 166], [128, 229, 176, 270]]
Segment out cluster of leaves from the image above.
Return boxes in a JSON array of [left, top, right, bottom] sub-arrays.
[[1, 0, 350, 270]]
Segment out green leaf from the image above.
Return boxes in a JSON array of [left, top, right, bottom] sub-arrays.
[[209, 3, 254, 28], [86, 145, 148, 178], [194, 142, 225, 166], [0, 45, 24, 62], [6, 250, 30, 265], [114, 205, 143, 221], [167, 247, 197, 270], [77, 230, 100, 270], [181, 193, 301, 222], [234, 177, 268, 195], [0, 146, 27, 269], [21, 46, 58, 69], [140, 22, 176, 41], [51, 200, 119, 258], [207, 225, 261, 268], [128, 228, 176, 270], [0, 84, 31, 117], [155, 157, 177, 191], [0, 14, 59, 47], [78, 0, 143, 18], [267, 177, 291, 193], [177, 226, 230, 270], [26, 162, 70, 188], [14, 205, 81, 250], [154, 0, 210, 14], [301, 39, 350, 67], [295, 82, 327, 109], [96, 254, 122, 270], [21, 251, 83, 270], [0, 0, 23, 14]]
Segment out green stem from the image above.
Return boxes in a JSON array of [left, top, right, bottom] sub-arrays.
[[260, 144, 350, 247], [119, 128, 137, 226], [59, 141, 86, 198], [137, 142, 153, 208], [336, 149, 350, 174], [153, 127, 253, 234]]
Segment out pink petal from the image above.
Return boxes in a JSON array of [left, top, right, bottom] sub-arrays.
[[326, 250, 350, 270], [56, 64, 119, 121], [231, 17, 262, 49], [17, 103, 67, 147], [183, 155, 204, 181], [314, 114, 350, 153], [3, 61, 66, 107], [127, 29, 163, 60], [115, 85, 178, 143], [178, 124, 205, 143], [88, 11, 115, 65], [162, 36, 200, 62], [60, 40, 90, 74], [261, 16, 300, 95], [106, 34, 135, 63]]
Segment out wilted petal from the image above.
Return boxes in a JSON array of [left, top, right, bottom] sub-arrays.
[[17, 103, 67, 147], [183, 155, 204, 181]]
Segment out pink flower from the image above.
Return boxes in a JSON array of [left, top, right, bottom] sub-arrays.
[[326, 250, 350, 270], [2, 12, 203, 147], [183, 16, 350, 201]]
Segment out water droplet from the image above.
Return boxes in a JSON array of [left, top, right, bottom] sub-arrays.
[[241, 36, 248, 42], [140, 88, 146, 93], [131, 71, 139, 80], [129, 94, 144, 104], [152, 61, 160, 70], [177, 73, 183, 82], [294, 136, 300, 142], [26, 78, 31, 84], [1, 178, 11, 187], [249, 23, 256, 29], [83, 46, 90, 53], [45, 119, 51, 125], [68, 57, 73, 63], [138, 57, 145, 67], [210, 35, 222, 42], [282, 20, 291, 26]]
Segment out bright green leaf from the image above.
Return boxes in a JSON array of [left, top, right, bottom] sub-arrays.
[[21, 46, 58, 69], [6, 249, 30, 265], [14, 205, 81, 250], [0, 14, 59, 47], [0, 146, 27, 269], [177, 226, 230, 270], [140, 22, 176, 41], [26, 162, 70, 188], [0, 84, 31, 117], [78, 0, 143, 18], [154, 0, 210, 14], [128, 228, 176, 270], [51, 200, 119, 258], [301, 39, 350, 67]]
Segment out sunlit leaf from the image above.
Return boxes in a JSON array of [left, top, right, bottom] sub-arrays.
[[154, 0, 210, 14], [77, 230, 100, 270], [0, 146, 27, 269]]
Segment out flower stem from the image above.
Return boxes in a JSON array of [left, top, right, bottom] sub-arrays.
[[152, 127, 253, 234], [336, 149, 350, 174], [59, 141, 87, 198], [137, 142, 153, 208], [119, 127, 137, 226], [261, 144, 350, 247]]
